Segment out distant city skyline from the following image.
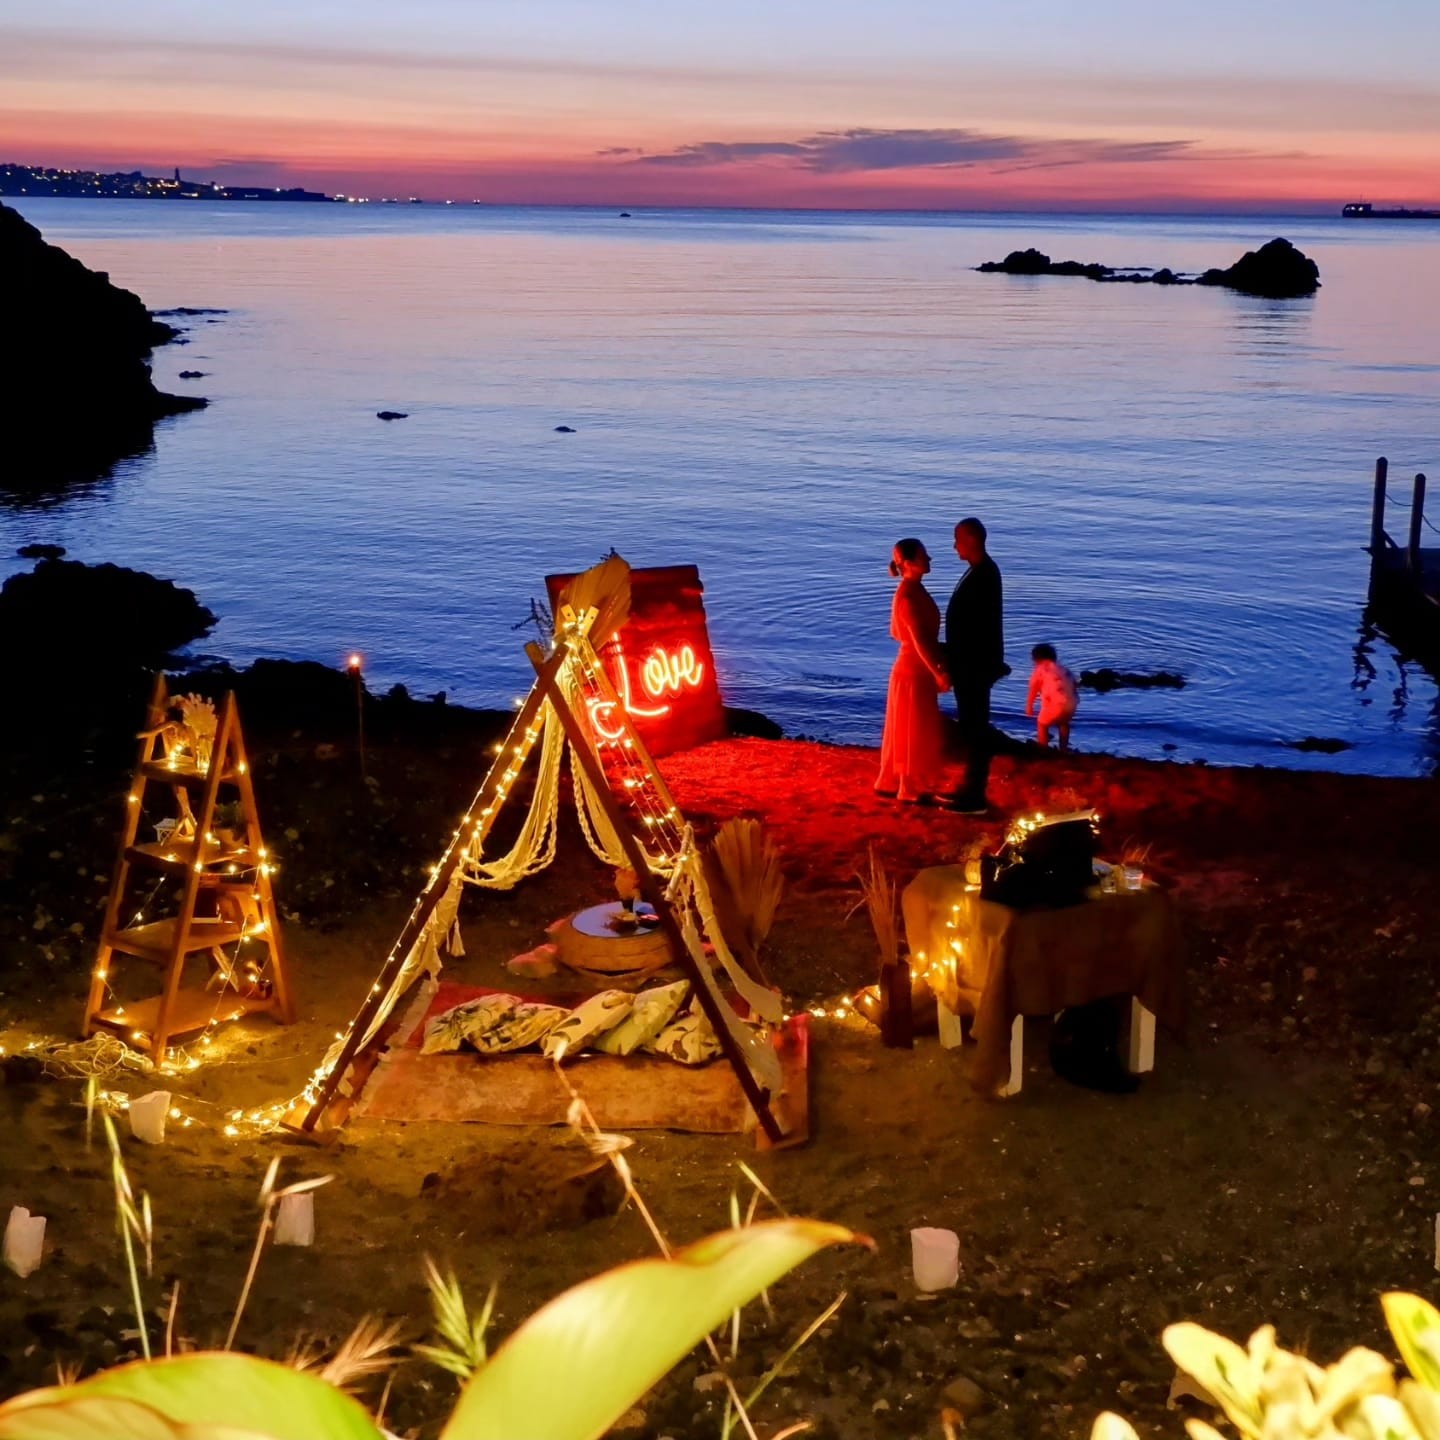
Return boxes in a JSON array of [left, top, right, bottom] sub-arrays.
[[3, 1, 1437, 211]]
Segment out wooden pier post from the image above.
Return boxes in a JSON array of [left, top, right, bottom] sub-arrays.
[[1408, 473, 1428, 574], [1370, 456, 1388, 553]]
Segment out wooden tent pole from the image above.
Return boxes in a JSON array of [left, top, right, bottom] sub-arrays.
[[525, 641, 786, 1144], [298, 641, 572, 1132], [578, 636, 686, 821]]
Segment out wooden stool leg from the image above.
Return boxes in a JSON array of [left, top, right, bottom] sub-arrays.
[[998, 1015, 1024, 1097], [1126, 998, 1156, 1074]]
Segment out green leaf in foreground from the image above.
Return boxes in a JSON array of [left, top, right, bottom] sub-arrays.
[[0, 1392, 274, 1440], [0, 1355, 383, 1440], [442, 1218, 869, 1440], [1386, 1293, 1440, 1393]]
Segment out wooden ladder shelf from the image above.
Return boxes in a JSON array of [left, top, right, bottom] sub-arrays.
[[84, 675, 295, 1059]]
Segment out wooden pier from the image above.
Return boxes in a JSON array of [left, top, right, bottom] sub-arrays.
[[1368, 456, 1439, 660]]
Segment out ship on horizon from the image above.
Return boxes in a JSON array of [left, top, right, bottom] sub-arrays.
[[1342, 201, 1440, 220]]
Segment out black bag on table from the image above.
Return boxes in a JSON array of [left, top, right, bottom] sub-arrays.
[[980, 810, 1098, 909]]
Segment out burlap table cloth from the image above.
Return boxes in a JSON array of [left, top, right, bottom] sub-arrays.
[[901, 865, 1186, 1093]]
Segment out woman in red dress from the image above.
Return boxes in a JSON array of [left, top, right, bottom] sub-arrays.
[[876, 538, 951, 803]]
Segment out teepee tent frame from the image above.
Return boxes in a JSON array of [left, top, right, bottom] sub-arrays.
[[289, 576, 790, 1144]]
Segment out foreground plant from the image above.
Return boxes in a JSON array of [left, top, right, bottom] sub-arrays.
[[1093, 1291, 1440, 1440], [0, 1218, 864, 1440]]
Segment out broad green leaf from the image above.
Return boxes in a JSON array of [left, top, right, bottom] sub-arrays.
[[1163, 1323, 1264, 1438], [0, 1355, 382, 1440], [1385, 1295, 1440, 1392], [0, 1394, 272, 1440], [443, 1218, 868, 1440], [1090, 1413, 1140, 1440]]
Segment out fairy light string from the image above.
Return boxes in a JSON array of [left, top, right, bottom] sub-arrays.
[[67, 574, 767, 1141]]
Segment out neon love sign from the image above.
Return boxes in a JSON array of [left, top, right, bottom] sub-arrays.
[[546, 563, 727, 758], [589, 641, 707, 741]]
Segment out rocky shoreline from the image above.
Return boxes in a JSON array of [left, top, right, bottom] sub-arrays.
[[0, 201, 207, 499]]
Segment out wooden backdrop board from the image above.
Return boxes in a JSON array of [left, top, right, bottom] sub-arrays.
[[543, 563, 726, 757]]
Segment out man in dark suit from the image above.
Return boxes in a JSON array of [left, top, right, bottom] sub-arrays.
[[943, 517, 1005, 814]]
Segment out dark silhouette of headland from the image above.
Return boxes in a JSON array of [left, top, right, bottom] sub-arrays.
[[978, 237, 1320, 298], [0, 200, 207, 501]]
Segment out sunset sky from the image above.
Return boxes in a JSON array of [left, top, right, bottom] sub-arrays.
[[3, 0, 1437, 210]]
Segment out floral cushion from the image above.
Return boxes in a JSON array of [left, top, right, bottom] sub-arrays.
[[468, 1000, 566, 1054], [542, 990, 634, 1062], [592, 980, 689, 1057], [645, 1009, 722, 1065]]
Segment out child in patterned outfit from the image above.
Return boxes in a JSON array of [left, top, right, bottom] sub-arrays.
[[1025, 643, 1079, 750]]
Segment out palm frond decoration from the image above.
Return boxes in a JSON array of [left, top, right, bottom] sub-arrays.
[[557, 551, 631, 647], [706, 818, 785, 985], [854, 847, 899, 974]]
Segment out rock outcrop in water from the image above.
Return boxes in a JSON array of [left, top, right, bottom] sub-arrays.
[[0, 200, 206, 499], [1195, 238, 1321, 299], [978, 237, 1320, 297], [0, 558, 217, 674]]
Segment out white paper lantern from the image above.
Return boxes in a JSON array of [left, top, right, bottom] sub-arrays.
[[4, 1207, 46, 1277], [128, 1090, 172, 1145], [274, 1192, 315, 1247], [910, 1226, 960, 1292]]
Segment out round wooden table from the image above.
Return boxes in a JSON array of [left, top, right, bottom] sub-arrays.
[[556, 901, 673, 983]]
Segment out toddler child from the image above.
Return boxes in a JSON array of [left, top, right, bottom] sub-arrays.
[[1025, 643, 1079, 750]]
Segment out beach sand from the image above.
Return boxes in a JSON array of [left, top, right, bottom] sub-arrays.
[[2, 710, 1438, 1439]]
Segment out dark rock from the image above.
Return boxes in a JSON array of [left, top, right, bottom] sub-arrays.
[[177, 370, 208, 379], [1285, 736, 1352, 753], [941, 1374, 988, 1417], [554, 424, 576, 433], [376, 410, 409, 421], [978, 247, 1054, 275], [725, 705, 784, 740], [1079, 668, 1186, 693], [150, 307, 229, 316], [1051, 259, 1112, 280], [1197, 237, 1320, 298], [978, 249, 1112, 279], [619, 212, 632, 218], [0, 559, 216, 680], [978, 237, 1319, 297], [0, 200, 206, 497], [15, 543, 65, 560]]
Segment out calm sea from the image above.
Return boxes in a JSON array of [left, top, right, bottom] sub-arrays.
[[2, 199, 1436, 776]]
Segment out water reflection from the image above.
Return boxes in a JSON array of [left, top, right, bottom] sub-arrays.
[[1352, 614, 1440, 775], [1229, 297, 1315, 356]]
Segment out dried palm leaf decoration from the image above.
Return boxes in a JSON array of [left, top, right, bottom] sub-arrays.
[[707, 818, 785, 984], [854, 846, 899, 976], [557, 551, 632, 648]]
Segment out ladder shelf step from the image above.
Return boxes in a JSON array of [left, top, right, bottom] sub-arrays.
[[106, 917, 252, 962]]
